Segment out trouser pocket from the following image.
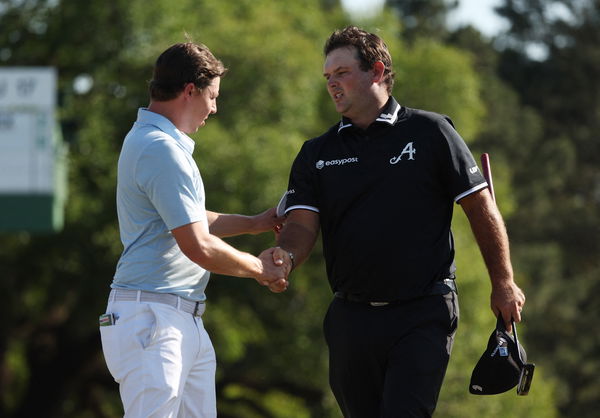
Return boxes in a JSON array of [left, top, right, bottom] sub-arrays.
[[99, 301, 156, 382]]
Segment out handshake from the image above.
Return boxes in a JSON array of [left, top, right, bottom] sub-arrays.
[[247, 202, 299, 293], [255, 247, 294, 293]]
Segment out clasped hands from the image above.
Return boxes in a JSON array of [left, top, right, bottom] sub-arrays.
[[256, 247, 293, 293]]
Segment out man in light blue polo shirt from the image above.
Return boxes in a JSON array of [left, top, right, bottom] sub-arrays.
[[99, 42, 289, 418]]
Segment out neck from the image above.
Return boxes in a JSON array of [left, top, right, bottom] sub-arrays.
[[148, 100, 187, 132], [348, 94, 389, 130]]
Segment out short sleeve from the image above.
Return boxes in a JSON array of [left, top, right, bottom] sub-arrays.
[[136, 139, 205, 230], [437, 117, 487, 202], [285, 142, 320, 213]]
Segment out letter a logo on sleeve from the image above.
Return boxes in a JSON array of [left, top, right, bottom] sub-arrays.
[[390, 142, 416, 164]]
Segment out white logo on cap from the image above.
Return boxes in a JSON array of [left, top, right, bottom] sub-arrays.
[[471, 385, 483, 392]]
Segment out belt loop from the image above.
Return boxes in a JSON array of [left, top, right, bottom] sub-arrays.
[[176, 296, 181, 310], [136, 290, 141, 302], [110, 289, 116, 303]]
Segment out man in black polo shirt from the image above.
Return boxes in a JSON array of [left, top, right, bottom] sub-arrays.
[[271, 26, 526, 417]]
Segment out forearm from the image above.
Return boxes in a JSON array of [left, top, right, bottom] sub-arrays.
[[460, 190, 525, 326], [207, 211, 254, 237], [172, 221, 263, 279], [191, 233, 289, 291], [277, 219, 319, 269], [461, 191, 514, 285], [188, 232, 263, 277], [207, 208, 281, 237], [470, 207, 514, 285]]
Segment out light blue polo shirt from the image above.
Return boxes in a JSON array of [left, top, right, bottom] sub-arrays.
[[112, 108, 210, 301]]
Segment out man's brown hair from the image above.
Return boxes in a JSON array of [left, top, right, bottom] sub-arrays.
[[324, 26, 395, 95], [149, 42, 227, 101]]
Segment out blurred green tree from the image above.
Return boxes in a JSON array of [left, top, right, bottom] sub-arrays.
[[493, 1, 600, 417], [386, 0, 459, 41]]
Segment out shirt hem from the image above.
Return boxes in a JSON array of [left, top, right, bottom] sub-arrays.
[[285, 204, 319, 214], [454, 182, 488, 202]]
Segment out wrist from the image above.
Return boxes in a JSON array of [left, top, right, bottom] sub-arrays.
[[251, 253, 265, 279], [276, 246, 295, 270], [245, 215, 260, 235]]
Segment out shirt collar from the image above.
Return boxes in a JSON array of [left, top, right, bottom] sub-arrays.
[[136, 108, 195, 154], [337, 96, 402, 133]]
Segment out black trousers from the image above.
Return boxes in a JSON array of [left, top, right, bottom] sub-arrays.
[[323, 291, 459, 418]]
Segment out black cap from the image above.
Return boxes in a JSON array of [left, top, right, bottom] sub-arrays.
[[469, 316, 528, 395]]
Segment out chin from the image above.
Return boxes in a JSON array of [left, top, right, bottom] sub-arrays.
[[335, 103, 350, 114], [339, 109, 353, 119], [184, 126, 200, 134]]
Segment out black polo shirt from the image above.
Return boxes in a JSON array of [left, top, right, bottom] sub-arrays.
[[284, 97, 487, 301]]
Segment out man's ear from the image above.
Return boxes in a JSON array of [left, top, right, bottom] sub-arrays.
[[183, 82, 196, 98], [372, 61, 386, 83]]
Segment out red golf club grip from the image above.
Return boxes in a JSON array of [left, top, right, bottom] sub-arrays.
[[481, 153, 495, 202]]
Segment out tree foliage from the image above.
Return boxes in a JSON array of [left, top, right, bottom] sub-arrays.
[[386, 0, 459, 40], [491, 1, 600, 417]]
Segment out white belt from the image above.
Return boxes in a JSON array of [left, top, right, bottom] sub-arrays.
[[110, 289, 206, 317]]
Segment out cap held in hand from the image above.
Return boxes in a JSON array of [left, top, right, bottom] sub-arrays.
[[469, 315, 535, 396]]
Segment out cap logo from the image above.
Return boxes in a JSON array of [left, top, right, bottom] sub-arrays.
[[490, 338, 509, 357]]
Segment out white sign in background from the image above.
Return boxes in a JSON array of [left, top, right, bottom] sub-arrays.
[[0, 68, 57, 193]]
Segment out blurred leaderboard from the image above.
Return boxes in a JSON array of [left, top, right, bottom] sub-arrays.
[[0, 67, 67, 232]]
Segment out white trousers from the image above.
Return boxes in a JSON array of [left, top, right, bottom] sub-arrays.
[[100, 294, 216, 418]]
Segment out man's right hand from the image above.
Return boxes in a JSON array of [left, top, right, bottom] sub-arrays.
[[257, 248, 291, 293]]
